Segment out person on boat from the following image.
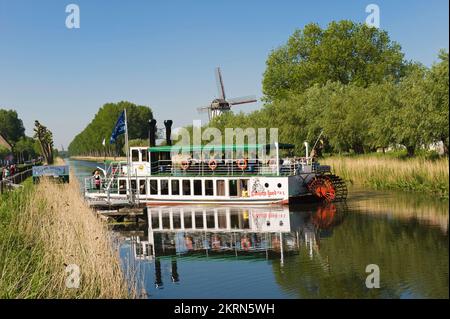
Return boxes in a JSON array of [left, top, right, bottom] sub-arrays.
[[241, 187, 249, 198], [93, 170, 101, 190], [212, 235, 221, 250], [241, 236, 251, 251], [185, 236, 194, 250]]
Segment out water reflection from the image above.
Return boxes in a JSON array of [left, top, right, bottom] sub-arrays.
[[121, 203, 348, 295], [68, 157, 448, 299], [117, 200, 448, 299]]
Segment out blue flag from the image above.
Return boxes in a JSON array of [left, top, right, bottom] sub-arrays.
[[110, 111, 126, 144]]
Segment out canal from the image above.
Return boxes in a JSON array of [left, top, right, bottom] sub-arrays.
[[68, 159, 449, 299]]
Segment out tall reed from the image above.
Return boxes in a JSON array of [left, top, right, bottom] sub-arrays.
[[0, 171, 132, 298], [321, 156, 449, 198]]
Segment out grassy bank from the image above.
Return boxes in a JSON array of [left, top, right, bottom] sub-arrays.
[[0, 170, 131, 298], [321, 155, 449, 199]]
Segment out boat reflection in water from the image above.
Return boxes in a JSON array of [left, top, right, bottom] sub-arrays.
[[127, 203, 345, 289]]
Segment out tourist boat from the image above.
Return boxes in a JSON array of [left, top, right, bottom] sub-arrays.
[[84, 136, 347, 207]]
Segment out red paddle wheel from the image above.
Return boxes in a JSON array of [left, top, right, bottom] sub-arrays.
[[307, 174, 347, 202]]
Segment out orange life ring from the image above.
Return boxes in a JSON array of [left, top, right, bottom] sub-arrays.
[[237, 158, 248, 170], [241, 237, 251, 250], [181, 160, 190, 170], [208, 159, 218, 171]]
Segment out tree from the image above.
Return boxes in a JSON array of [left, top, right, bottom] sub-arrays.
[[0, 145, 10, 160], [427, 50, 449, 155], [68, 101, 153, 157], [263, 21, 405, 101], [390, 65, 431, 156], [34, 121, 54, 165], [0, 109, 26, 144], [14, 136, 38, 163]]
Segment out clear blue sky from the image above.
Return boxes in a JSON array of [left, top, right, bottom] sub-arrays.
[[0, 0, 448, 149]]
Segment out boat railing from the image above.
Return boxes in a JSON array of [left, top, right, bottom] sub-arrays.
[[149, 157, 315, 177]]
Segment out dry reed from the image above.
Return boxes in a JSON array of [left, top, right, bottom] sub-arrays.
[[0, 160, 132, 298], [322, 156, 449, 198]]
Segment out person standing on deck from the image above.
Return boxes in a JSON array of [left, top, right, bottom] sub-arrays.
[[93, 170, 101, 191]]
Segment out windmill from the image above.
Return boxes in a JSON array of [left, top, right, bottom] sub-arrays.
[[197, 67, 257, 121]]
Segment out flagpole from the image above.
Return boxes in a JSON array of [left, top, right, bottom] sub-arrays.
[[124, 109, 132, 204]]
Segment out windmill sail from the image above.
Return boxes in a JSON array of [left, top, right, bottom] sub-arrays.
[[228, 95, 258, 105], [215, 67, 226, 100]]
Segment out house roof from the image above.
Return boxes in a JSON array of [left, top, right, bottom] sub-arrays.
[[0, 134, 12, 150]]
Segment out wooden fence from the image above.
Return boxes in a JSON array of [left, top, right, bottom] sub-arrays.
[[0, 169, 33, 195]]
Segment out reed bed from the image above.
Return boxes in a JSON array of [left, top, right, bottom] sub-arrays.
[[0, 168, 132, 298], [322, 156, 449, 199]]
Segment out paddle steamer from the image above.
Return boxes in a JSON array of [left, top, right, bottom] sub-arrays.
[[84, 130, 347, 206]]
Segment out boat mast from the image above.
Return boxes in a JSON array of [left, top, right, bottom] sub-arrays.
[[124, 109, 133, 204]]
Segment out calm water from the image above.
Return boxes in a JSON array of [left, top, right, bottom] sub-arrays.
[[69, 159, 449, 299]]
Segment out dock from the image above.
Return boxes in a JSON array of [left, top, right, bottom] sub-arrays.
[[90, 201, 147, 223]]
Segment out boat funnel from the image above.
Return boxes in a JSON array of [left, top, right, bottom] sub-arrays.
[[164, 120, 173, 146], [148, 119, 157, 147]]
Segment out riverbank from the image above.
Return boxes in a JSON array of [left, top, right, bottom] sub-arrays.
[[322, 156, 449, 199], [0, 161, 131, 298], [70, 155, 126, 162]]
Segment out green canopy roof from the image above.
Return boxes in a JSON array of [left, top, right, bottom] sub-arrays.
[[148, 143, 295, 153]]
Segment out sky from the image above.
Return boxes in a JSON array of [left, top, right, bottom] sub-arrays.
[[0, 0, 448, 149]]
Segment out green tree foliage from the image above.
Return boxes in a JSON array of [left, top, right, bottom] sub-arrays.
[[427, 50, 449, 155], [0, 109, 26, 144], [0, 146, 10, 160], [68, 101, 153, 156], [34, 121, 54, 165], [263, 21, 405, 101], [14, 136, 38, 163]]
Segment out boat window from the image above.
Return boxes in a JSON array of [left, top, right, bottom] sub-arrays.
[[218, 212, 227, 229], [161, 180, 169, 195], [240, 179, 249, 197], [184, 213, 192, 229], [230, 211, 239, 229], [119, 180, 127, 195], [173, 213, 181, 229], [130, 180, 137, 193], [206, 213, 215, 229], [241, 210, 250, 229], [193, 180, 202, 196], [141, 150, 148, 162], [182, 180, 191, 196], [195, 211, 204, 228], [139, 179, 146, 195], [229, 180, 238, 197], [151, 211, 159, 229], [132, 149, 140, 162], [162, 213, 170, 229], [205, 180, 214, 196], [171, 180, 180, 195], [150, 180, 158, 195], [216, 180, 225, 196]]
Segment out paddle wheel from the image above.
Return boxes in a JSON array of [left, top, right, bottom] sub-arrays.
[[307, 174, 347, 202]]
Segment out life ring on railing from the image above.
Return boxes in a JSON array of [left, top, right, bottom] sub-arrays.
[[208, 159, 218, 171], [237, 159, 248, 170], [241, 237, 251, 251], [181, 160, 190, 170]]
